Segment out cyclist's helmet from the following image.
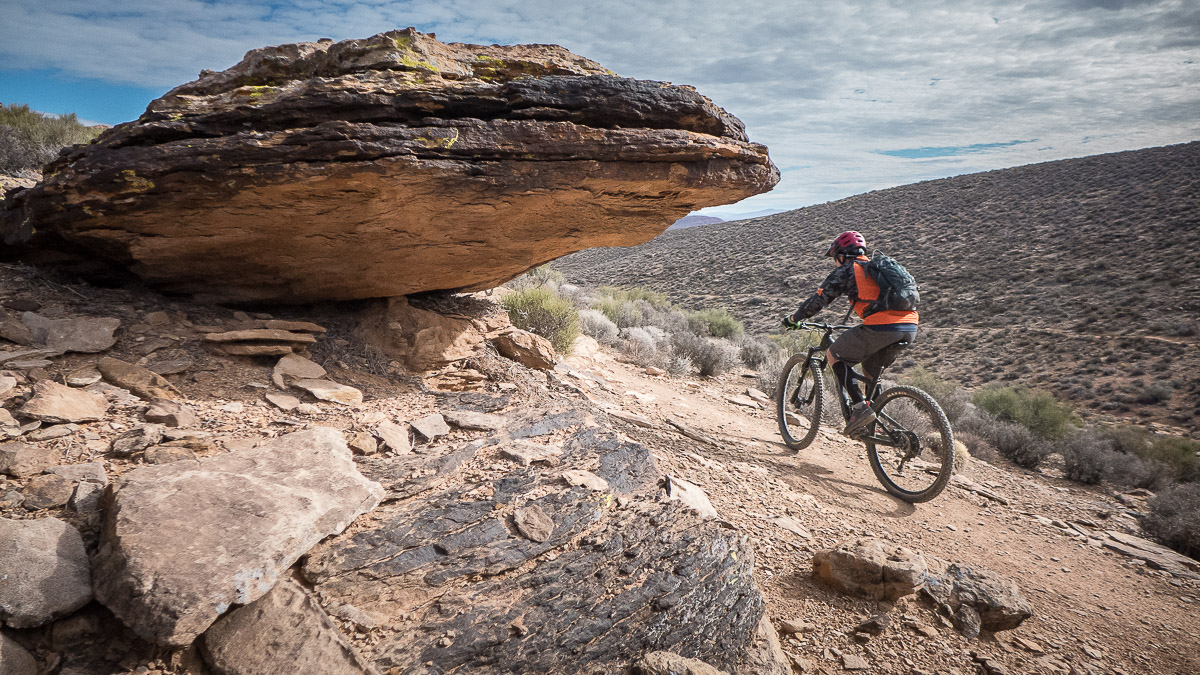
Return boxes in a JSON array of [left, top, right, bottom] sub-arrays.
[[825, 230, 866, 257]]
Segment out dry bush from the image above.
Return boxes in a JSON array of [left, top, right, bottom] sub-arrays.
[[956, 430, 999, 464], [972, 385, 1079, 440], [903, 366, 971, 423], [0, 103, 102, 173], [1142, 483, 1200, 559], [1058, 429, 1114, 484], [994, 420, 1052, 469], [578, 309, 618, 345], [686, 308, 744, 338], [501, 286, 579, 353], [738, 335, 779, 370], [672, 331, 739, 377]]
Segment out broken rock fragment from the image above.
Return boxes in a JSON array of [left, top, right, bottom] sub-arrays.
[[0, 29, 777, 303], [98, 357, 180, 401], [272, 353, 326, 389], [293, 379, 362, 406], [92, 427, 384, 646], [19, 381, 108, 424], [492, 329, 557, 370], [21, 313, 120, 353], [0, 442, 54, 477], [145, 399, 198, 427], [410, 413, 450, 441], [921, 561, 1033, 634]]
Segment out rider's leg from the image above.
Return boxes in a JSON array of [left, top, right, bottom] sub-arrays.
[[832, 359, 865, 404]]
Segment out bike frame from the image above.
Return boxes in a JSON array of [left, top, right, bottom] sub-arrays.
[[789, 322, 912, 451]]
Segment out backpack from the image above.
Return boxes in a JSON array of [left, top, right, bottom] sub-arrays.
[[862, 253, 920, 314]]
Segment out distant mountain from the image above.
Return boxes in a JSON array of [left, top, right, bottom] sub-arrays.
[[559, 142, 1200, 432], [668, 215, 724, 230], [715, 208, 786, 221]]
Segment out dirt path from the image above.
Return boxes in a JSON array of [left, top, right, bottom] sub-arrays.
[[561, 345, 1200, 675]]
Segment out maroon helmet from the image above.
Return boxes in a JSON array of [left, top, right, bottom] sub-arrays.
[[825, 230, 866, 257]]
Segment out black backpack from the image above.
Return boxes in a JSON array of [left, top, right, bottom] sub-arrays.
[[861, 253, 920, 314]]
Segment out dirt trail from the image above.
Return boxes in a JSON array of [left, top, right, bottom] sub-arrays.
[[561, 345, 1200, 675]]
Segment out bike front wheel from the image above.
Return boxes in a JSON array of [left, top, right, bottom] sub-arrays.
[[863, 385, 954, 503], [775, 354, 824, 450]]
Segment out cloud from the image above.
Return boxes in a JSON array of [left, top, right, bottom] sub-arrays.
[[0, 0, 1196, 212]]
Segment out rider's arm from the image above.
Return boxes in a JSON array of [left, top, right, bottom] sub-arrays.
[[790, 263, 855, 321]]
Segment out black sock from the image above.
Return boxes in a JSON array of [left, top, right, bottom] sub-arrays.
[[833, 361, 864, 404]]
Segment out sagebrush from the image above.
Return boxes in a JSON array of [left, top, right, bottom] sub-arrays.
[[501, 286, 579, 353], [0, 103, 102, 173]]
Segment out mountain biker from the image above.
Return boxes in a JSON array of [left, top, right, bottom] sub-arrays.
[[782, 231, 919, 436]]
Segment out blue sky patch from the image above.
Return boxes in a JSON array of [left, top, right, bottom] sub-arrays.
[[0, 69, 167, 126], [875, 140, 1035, 159]]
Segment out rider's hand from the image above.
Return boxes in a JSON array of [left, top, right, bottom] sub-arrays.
[[782, 315, 800, 329]]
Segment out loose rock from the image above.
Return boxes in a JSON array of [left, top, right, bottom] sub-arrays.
[[21, 313, 121, 353], [98, 357, 181, 401], [663, 475, 719, 519], [110, 425, 166, 456], [0, 517, 92, 628], [92, 427, 383, 646], [410, 413, 450, 441], [0, 631, 38, 675], [442, 409, 505, 432], [0, 442, 54, 477], [272, 353, 327, 389], [200, 578, 375, 675], [22, 474, 74, 510], [920, 561, 1033, 633], [144, 399, 197, 427], [492, 329, 556, 370], [19, 381, 108, 423], [812, 538, 928, 601], [513, 505, 555, 543], [634, 651, 728, 675], [374, 420, 410, 454], [265, 392, 302, 411], [293, 379, 363, 406]]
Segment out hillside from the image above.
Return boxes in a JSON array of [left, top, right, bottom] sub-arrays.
[[558, 142, 1200, 434]]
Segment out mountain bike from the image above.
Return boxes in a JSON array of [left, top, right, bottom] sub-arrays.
[[774, 321, 954, 503]]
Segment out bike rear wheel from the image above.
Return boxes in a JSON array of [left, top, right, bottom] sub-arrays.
[[775, 354, 824, 450], [863, 385, 954, 502]]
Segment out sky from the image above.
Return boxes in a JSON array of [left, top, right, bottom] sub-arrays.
[[1, 0, 1197, 215]]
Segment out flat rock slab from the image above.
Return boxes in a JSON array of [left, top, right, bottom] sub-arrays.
[[442, 410, 505, 432], [98, 357, 181, 401], [812, 538, 927, 601], [0, 442, 54, 477], [273, 353, 326, 389], [21, 313, 121, 353], [92, 427, 384, 646], [1, 29, 776, 303], [19, 381, 108, 423], [265, 392, 302, 411], [0, 516, 93, 628], [22, 474, 78, 510], [201, 578, 375, 675], [410, 413, 450, 441], [562, 469, 609, 491], [636, 651, 729, 675], [202, 329, 317, 344], [1103, 530, 1200, 580], [500, 440, 562, 466], [293, 379, 362, 406], [373, 420, 410, 454], [664, 475, 719, 519]]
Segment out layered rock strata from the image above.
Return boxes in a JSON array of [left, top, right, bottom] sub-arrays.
[[2, 29, 778, 303]]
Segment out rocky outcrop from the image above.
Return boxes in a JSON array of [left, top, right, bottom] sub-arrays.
[[921, 561, 1033, 636], [0, 517, 93, 628], [92, 427, 384, 646], [303, 424, 763, 673], [1, 29, 777, 303]]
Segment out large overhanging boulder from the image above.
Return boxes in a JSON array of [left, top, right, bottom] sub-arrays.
[[1, 29, 778, 303]]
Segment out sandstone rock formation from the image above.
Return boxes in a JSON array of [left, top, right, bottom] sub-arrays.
[[812, 538, 928, 601], [92, 427, 384, 646], [1, 29, 778, 303]]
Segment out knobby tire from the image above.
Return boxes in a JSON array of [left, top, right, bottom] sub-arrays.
[[864, 384, 954, 503], [775, 353, 823, 450]]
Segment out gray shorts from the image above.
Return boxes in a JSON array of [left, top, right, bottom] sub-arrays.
[[830, 325, 917, 367]]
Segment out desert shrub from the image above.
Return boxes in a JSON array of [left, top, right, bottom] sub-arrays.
[[1106, 452, 1173, 491], [738, 335, 779, 370], [903, 366, 971, 423], [687, 308, 744, 339], [1142, 436, 1200, 484], [578, 309, 618, 345], [755, 350, 790, 395], [1142, 483, 1200, 558], [0, 103, 103, 173], [643, 306, 690, 335], [1136, 382, 1174, 404], [994, 420, 1052, 469], [956, 430, 999, 464], [508, 264, 564, 291], [771, 330, 823, 356], [666, 355, 692, 378], [972, 385, 1079, 440], [501, 286, 578, 354], [672, 331, 739, 377], [595, 296, 657, 328], [1058, 429, 1115, 484]]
